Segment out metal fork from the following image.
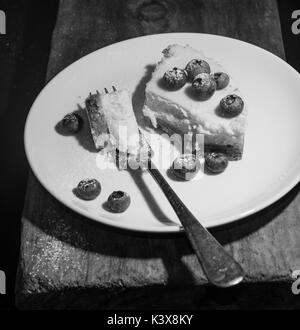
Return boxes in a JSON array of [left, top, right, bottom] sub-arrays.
[[105, 87, 244, 288]]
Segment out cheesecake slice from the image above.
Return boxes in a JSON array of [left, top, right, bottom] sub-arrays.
[[143, 44, 247, 160], [86, 89, 140, 154]]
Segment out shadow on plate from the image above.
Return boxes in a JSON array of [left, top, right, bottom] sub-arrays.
[[55, 104, 97, 153], [132, 64, 155, 128], [127, 167, 176, 226]]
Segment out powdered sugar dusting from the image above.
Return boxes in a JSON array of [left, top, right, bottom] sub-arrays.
[[26, 216, 90, 290]]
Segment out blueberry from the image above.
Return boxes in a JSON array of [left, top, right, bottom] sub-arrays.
[[163, 67, 187, 90], [205, 152, 228, 174], [219, 94, 244, 117], [185, 59, 211, 80], [62, 113, 82, 133], [107, 191, 131, 213], [213, 72, 230, 90], [75, 179, 101, 200], [192, 73, 216, 100], [172, 154, 201, 181]]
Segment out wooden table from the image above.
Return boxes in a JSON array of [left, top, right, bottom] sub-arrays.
[[15, 0, 300, 309]]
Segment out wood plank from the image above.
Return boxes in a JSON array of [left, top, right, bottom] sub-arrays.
[[16, 0, 300, 309]]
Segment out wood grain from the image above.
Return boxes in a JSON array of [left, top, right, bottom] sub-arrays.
[[16, 0, 300, 309]]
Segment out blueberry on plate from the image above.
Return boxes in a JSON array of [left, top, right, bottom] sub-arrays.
[[107, 191, 131, 213], [205, 152, 228, 174], [219, 94, 244, 117], [62, 112, 82, 133], [163, 67, 187, 90], [192, 73, 216, 100], [172, 154, 201, 181], [213, 72, 230, 90], [185, 59, 211, 80], [75, 179, 101, 200]]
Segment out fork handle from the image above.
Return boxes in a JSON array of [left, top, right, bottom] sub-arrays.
[[148, 163, 244, 288]]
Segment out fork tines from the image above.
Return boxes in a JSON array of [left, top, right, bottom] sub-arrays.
[[104, 86, 117, 94]]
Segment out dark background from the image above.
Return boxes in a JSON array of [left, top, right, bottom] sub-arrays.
[[0, 0, 299, 310]]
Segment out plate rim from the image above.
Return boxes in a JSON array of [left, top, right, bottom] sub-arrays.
[[24, 32, 300, 233]]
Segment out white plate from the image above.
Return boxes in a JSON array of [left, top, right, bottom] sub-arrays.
[[24, 33, 300, 233]]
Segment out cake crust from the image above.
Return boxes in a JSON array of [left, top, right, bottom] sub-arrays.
[[85, 92, 109, 150]]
